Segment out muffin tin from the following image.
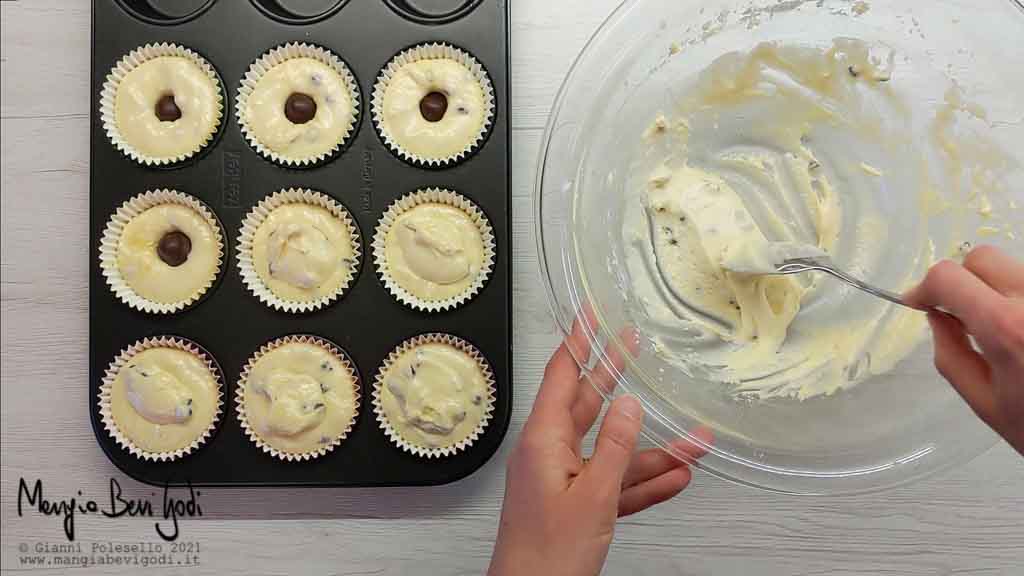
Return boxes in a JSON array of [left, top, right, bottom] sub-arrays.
[[89, 0, 511, 486]]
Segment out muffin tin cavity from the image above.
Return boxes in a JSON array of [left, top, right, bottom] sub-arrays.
[[236, 43, 362, 168], [115, 0, 217, 25], [371, 43, 495, 168], [100, 43, 228, 168], [250, 0, 349, 24], [384, 0, 483, 24]]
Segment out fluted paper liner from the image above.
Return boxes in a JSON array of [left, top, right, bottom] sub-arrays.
[[372, 43, 495, 168], [99, 189, 225, 314], [373, 188, 494, 312], [237, 188, 361, 313], [236, 335, 361, 462], [373, 333, 496, 459], [100, 43, 224, 166], [236, 42, 361, 167], [99, 336, 224, 462]]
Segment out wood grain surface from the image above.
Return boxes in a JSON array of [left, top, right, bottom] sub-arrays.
[[2, 1, 1022, 575]]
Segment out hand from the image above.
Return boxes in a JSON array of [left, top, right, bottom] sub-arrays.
[[904, 245, 1024, 456], [488, 315, 710, 576]]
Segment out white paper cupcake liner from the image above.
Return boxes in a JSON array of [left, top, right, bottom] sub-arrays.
[[100, 43, 224, 166], [236, 42, 361, 167], [372, 333, 496, 459], [99, 189, 225, 314], [99, 336, 224, 462], [371, 43, 495, 168], [236, 335, 361, 462], [373, 188, 495, 312], [237, 188, 362, 313]]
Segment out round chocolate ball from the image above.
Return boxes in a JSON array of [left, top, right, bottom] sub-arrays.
[[419, 92, 448, 123], [285, 93, 317, 124], [157, 230, 192, 267], [155, 94, 182, 122]]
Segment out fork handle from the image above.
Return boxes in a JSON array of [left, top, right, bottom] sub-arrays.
[[812, 266, 909, 308], [778, 261, 948, 316]]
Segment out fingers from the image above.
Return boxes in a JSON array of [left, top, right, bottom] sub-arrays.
[[618, 467, 692, 517], [572, 303, 599, 361], [904, 260, 1003, 331], [621, 447, 687, 489], [620, 430, 712, 488], [533, 316, 593, 418], [927, 311, 999, 425], [963, 245, 1024, 298], [572, 326, 640, 438], [580, 396, 644, 497], [670, 426, 715, 462]]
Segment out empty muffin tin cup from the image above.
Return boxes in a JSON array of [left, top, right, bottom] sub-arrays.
[[250, 0, 349, 24], [115, 0, 218, 25], [384, 0, 482, 24]]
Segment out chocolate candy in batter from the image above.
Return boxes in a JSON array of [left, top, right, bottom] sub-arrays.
[[155, 94, 182, 122], [157, 230, 192, 267], [419, 92, 448, 123], [285, 93, 317, 124]]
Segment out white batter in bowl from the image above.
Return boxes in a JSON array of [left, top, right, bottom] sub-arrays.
[[537, 0, 1024, 494], [621, 38, 994, 401]]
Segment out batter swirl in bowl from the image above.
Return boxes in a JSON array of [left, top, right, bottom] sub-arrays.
[[623, 39, 1014, 400]]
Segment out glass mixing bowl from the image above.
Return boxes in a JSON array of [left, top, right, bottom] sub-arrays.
[[536, 0, 1024, 494]]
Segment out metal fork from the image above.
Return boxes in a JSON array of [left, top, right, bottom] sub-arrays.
[[642, 206, 943, 316], [772, 256, 925, 312]]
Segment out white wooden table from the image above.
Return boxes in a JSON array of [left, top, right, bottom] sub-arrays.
[[2, 1, 1022, 574]]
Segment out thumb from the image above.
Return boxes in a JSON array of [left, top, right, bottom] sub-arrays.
[[583, 396, 644, 498]]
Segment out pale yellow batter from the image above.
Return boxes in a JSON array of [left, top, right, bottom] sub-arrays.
[[243, 58, 354, 162], [114, 56, 221, 161], [378, 341, 490, 451], [380, 59, 487, 160], [252, 204, 356, 303], [646, 165, 817, 360], [110, 347, 219, 454], [117, 204, 221, 304], [383, 203, 486, 303], [623, 39, 953, 399], [243, 341, 358, 455]]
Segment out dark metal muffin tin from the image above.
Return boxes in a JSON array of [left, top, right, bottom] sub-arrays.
[[89, 0, 511, 487]]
